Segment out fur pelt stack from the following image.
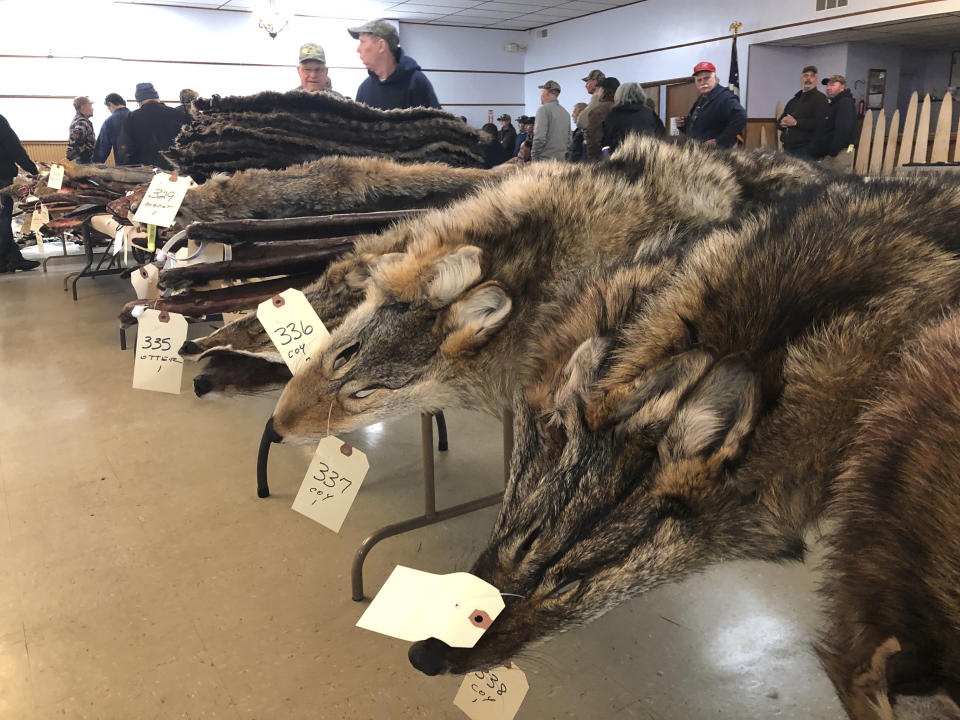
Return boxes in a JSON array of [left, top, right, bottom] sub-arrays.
[[165, 91, 484, 180]]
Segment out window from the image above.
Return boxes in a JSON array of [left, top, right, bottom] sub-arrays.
[[816, 0, 848, 9]]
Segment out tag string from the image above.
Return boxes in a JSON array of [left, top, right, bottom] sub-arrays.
[[500, 593, 526, 600], [325, 399, 334, 438]]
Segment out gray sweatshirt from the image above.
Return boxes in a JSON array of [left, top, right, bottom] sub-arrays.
[[532, 99, 571, 161]]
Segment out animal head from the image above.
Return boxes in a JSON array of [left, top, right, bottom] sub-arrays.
[[408, 344, 799, 676], [271, 243, 512, 440]]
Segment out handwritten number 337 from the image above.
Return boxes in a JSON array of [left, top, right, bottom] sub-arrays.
[[140, 336, 172, 351], [274, 321, 314, 346]]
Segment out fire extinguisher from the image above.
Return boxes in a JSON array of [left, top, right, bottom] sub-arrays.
[[857, 98, 865, 118]]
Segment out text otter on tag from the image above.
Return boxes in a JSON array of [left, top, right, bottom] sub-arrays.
[[453, 665, 529, 720], [133, 310, 188, 394], [257, 288, 330, 374], [291, 436, 369, 532], [133, 172, 195, 228]]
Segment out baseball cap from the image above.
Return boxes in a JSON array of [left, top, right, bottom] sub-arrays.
[[822, 74, 847, 85], [347, 19, 399, 52], [802, 65, 818, 74], [599, 76, 620, 90], [497, 114, 511, 122], [581, 69, 605, 83], [538, 80, 561, 94], [299, 43, 326, 64], [692, 61, 716, 75]]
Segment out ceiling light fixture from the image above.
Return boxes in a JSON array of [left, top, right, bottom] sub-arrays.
[[257, 0, 290, 39]]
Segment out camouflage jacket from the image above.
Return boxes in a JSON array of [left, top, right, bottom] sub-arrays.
[[67, 112, 95, 164]]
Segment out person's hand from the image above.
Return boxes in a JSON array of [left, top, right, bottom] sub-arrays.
[[704, 139, 717, 147], [780, 114, 797, 127], [675, 116, 686, 128]]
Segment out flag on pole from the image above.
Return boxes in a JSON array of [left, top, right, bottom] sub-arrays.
[[728, 35, 740, 98]]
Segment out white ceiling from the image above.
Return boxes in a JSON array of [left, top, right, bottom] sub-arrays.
[[767, 12, 960, 49], [124, 0, 640, 30]]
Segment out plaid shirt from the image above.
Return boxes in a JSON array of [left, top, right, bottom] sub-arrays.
[[67, 112, 95, 163]]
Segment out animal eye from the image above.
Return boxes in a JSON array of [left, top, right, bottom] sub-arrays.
[[333, 342, 361, 370], [351, 387, 378, 399]]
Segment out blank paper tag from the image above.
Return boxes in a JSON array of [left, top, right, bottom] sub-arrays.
[[454, 665, 529, 720], [47, 164, 64, 190], [291, 435, 369, 532], [31, 204, 49, 231], [257, 289, 330, 374], [33, 231, 44, 255], [131, 264, 160, 300], [356, 566, 505, 648], [133, 310, 188, 394], [133, 173, 195, 228]]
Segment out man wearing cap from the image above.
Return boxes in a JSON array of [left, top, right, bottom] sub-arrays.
[[677, 61, 746, 148], [117, 83, 186, 168], [514, 116, 532, 156], [532, 80, 570, 162], [497, 114, 517, 156], [295, 43, 337, 94], [777, 65, 828, 157], [576, 69, 605, 139], [807, 74, 857, 173], [348, 19, 440, 110]]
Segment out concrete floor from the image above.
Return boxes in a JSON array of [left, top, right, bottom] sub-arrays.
[[0, 262, 849, 719]]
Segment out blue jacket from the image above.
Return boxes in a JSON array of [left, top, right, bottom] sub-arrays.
[[682, 84, 746, 148], [93, 106, 130, 164], [514, 131, 529, 156], [356, 49, 440, 110]]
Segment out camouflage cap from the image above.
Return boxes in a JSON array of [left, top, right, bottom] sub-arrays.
[[299, 43, 326, 64], [347, 19, 399, 52], [497, 113, 511, 122], [822, 74, 847, 85], [538, 80, 561, 95], [581, 69, 605, 83]]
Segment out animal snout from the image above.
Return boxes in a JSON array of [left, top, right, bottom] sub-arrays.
[[180, 340, 202, 357], [193, 376, 213, 397], [408, 638, 451, 676], [264, 416, 283, 444]]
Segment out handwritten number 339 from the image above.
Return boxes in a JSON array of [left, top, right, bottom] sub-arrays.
[[140, 336, 172, 351], [274, 321, 314, 346]]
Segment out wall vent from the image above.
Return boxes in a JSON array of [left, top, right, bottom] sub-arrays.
[[538, 28, 549, 38], [816, 0, 848, 9]]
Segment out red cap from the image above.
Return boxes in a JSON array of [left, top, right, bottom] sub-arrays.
[[693, 61, 716, 75]]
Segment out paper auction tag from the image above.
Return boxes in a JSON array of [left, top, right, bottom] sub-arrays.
[[257, 289, 330, 374], [34, 231, 44, 255], [356, 566, 505, 648], [113, 226, 125, 256], [133, 172, 195, 228], [133, 310, 188, 394], [454, 665, 529, 720], [131, 264, 160, 299], [47, 163, 64, 190], [31, 204, 49, 231], [291, 435, 369, 532]]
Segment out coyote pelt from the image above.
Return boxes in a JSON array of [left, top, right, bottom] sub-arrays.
[[166, 91, 484, 180], [178, 155, 516, 223], [817, 312, 960, 719], [271, 136, 831, 439]]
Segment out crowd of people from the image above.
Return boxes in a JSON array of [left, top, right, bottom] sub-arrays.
[[0, 18, 864, 271]]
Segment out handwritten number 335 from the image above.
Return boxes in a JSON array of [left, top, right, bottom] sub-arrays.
[[140, 336, 172, 351]]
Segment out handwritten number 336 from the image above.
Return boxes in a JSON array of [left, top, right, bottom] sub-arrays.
[[274, 321, 314, 346], [140, 336, 172, 351]]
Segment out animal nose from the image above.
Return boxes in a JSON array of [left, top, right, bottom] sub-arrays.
[[180, 340, 201, 357], [408, 638, 451, 676], [264, 416, 283, 444], [193, 376, 213, 397]]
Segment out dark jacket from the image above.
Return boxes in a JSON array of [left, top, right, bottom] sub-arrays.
[[480, 139, 510, 169], [0, 114, 38, 179], [602, 102, 660, 151], [117, 102, 186, 168], [584, 99, 614, 161], [93, 106, 130, 164], [807, 88, 858, 159], [682, 84, 746, 148], [67, 112, 95, 164], [498, 125, 517, 156], [514, 131, 529, 156], [356, 49, 440, 110], [778, 88, 828, 149]]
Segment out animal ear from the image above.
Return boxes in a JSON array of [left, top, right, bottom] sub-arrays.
[[555, 337, 613, 408], [426, 245, 483, 306], [658, 357, 759, 463], [440, 282, 512, 356]]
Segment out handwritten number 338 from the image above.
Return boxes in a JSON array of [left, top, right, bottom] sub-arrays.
[[140, 336, 172, 351], [274, 321, 314, 346]]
